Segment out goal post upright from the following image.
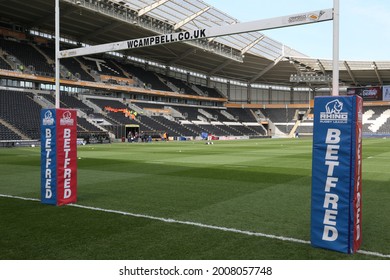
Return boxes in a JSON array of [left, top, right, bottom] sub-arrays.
[[311, 0, 363, 255], [332, 0, 340, 96], [40, 0, 77, 207], [55, 0, 60, 108]]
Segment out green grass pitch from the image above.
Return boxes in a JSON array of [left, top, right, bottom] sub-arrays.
[[0, 138, 389, 259]]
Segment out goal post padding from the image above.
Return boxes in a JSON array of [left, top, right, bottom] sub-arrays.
[[41, 108, 77, 206], [311, 95, 363, 253]]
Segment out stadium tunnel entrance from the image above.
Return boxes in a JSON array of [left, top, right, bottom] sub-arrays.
[[125, 124, 140, 142]]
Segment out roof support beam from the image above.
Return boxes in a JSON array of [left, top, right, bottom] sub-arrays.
[[372, 62, 383, 85], [29, 6, 76, 28], [317, 59, 332, 88], [174, 7, 211, 30], [138, 0, 170, 17], [343, 61, 358, 85], [208, 59, 233, 76], [241, 35, 264, 55], [316, 59, 326, 74], [249, 55, 284, 83], [288, 58, 303, 74], [168, 48, 196, 65], [80, 21, 123, 41]]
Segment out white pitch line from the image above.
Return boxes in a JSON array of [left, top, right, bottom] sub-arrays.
[[1, 193, 389, 259], [0, 194, 40, 202], [70, 203, 310, 245]]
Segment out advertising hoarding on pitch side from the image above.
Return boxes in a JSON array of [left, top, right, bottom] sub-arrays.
[[347, 86, 382, 101], [311, 95, 362, 253], [383, 85, 390, 101], [41, 108, 77, 206]]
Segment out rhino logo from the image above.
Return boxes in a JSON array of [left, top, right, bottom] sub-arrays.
[[45, 110, 52, 119], [325, 99, 343, 114], [60, 110, 74, 126], [320, 99, 348, 123], [42, 110, 54, 126], [62, 111, 72, 120]]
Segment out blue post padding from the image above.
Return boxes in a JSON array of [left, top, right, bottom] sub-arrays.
[[41, 109, 57, 205], [311, 96, 358, 253]]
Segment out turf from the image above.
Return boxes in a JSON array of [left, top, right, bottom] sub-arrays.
[[0, 138, 389, 259]]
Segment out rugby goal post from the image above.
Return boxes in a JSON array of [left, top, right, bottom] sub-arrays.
[[51, 0, 363, 255]]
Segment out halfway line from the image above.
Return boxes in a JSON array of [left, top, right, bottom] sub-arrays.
[[1, 193, 389, 259]]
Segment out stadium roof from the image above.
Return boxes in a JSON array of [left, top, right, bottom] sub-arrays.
[[0, 0, 389, 87]]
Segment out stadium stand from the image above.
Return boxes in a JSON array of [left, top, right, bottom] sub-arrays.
[[41, 43, 93, 81], [181, 122, 207, 136], [79, 56, 123, 77], [0, 90, 41, 139], [136, 115, 175, 135], [35, 43, 55, 60], [116, 62, 172, 91], [260, 108, 294, 123], [39, 92, 91, 113], [135, 102, 166, 110], [37, 43, 94, 81], [0, 31, 388, 142], [0, 88, 109, 143], [260, 107, 308, 134], [0, 35, 295, 140], [88, 97, 128, 110], [153, 116, 197, 137], [296, 121, 314, 135], [77, 116, 104, 132], [171, 105, 201, 121], [0, 37, 53, 75], [60, 94, 94, 114], [88, 98, 194, 137], [238, 125, 266, 136], [197, 84, 225, 98], [0, 56, 12, 70], [60, 57, 95, 81], [227, 108, 258, 122], [163, 76, 198, 95], [0, 122, 22, 140], [202, 108, 231, 122], [87, 98, 139, 129], [363, 106, 390, 135]]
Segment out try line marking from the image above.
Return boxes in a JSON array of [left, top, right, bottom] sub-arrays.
[[1, 193, 389, 259]]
